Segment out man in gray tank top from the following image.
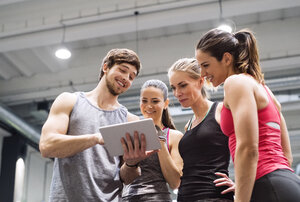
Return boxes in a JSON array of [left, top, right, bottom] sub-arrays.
[[39, 49, 156, 202]]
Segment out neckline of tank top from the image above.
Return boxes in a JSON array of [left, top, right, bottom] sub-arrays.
[[79, 92, 126, 112], [189, 103, 214, 131]]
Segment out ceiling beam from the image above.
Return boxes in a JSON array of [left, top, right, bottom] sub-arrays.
[[3, 52, 34, 77], [0, 0, 299, 52]]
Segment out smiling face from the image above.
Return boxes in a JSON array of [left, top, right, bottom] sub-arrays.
[[104, 63, 137, 96], [195, 49, 235, 87], [169, 71, 203, 108], [195, 49, 229, 87], [140, 86, 167, 123]]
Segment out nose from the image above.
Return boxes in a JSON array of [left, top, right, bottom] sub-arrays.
[[173, 88, 181, 99], [146, 104, 153, 109], [200, 67, 207, 78], [122, 75, 130, 87]]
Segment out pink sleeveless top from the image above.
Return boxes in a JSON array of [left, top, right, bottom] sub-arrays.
[[220, 86, 293, 180]]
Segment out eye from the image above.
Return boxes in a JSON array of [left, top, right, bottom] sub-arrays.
[[119, 68, 126, 73], [202, 64, 209, 69], [141, 99, 147, 104], [179, 84, 187, 88], [171, 86, 176, 91], [129, 73, 136, 81], [152, 100, 160, 104]]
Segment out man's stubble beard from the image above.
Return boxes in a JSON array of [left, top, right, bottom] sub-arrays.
[[106, 77, 122, 96]]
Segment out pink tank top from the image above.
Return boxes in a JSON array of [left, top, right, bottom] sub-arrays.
[[220, 86, 293, 180]]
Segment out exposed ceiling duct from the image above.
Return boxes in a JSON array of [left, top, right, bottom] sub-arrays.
[[0, 102, 40, 149]]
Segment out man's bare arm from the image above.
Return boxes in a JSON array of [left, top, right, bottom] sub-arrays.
[[39, 92, 103, 158]]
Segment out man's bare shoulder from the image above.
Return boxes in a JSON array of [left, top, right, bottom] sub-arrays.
[[51, 92, 78, 113]]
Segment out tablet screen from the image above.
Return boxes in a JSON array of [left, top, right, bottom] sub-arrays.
[[99, 118, 161, 156]]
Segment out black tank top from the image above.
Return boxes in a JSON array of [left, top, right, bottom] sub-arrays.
[[178, 102, 234, 201]]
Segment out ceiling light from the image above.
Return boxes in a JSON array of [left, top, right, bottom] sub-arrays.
[[55, 48, 71, 59], [217, 23, 233, 33]]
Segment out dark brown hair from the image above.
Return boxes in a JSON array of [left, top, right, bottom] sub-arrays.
[[196, 28, 264, 83], [99, 48, 141, 80]]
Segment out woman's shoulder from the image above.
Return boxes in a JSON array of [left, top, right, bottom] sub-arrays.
[[224, 74, 256, 93], [224, 74, 254, 85], [169, 129, 184, 138], [168, 129, 183, 146]]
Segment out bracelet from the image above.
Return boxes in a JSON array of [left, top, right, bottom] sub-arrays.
[[125, 162, 139, 168]]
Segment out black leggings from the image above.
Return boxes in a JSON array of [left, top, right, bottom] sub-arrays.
[[251, 169, 300, 202]]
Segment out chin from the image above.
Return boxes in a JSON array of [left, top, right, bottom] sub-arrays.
[[212, 81, 222, 87], [180, 103, 190, 108], [143, 114, 154, 119]]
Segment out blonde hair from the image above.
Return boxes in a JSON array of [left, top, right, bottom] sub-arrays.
[[168, 58, 209, 98]]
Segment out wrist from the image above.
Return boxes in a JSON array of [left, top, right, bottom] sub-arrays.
[[94, 133, 104, 145], [125, 162, 139, 168]]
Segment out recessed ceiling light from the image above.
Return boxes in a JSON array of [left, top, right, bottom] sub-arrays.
[[55, 48, 71, 59]]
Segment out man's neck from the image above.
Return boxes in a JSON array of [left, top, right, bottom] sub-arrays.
[[86, 81, 120, 110]]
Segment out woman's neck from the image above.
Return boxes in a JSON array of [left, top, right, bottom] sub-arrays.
[[191, 98, 213, 120], [153, 118, 164, 129]]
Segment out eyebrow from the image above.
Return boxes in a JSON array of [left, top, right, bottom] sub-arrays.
[[200, 61, 208, 66], [170, 81, 185, 87], [120, 64, 137, 76]]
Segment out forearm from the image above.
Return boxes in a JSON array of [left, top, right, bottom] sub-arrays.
[[234, 144, 258, 202], [157, 142, 182, 189], [120, 163, 141, 185], [39, 133, 100, 158], [280, 113, 293, 166]]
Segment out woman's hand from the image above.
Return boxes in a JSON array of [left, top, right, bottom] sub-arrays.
[[214, 172, 235, 194], [121, 131, 157, 166]]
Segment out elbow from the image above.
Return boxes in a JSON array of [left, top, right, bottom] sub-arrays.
[[39, 142, 51, 158], [169, 180, 180, 190], [168, 173, 182, 190], [237, 143, 259, 161]]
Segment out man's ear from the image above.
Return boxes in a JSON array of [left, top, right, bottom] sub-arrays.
[[102, 63, 108, 73]]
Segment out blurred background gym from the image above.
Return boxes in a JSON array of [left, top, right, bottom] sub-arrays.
[[0, 0, 300, 201]]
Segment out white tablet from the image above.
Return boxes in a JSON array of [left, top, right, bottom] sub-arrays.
[[99, 118, 161, 156]]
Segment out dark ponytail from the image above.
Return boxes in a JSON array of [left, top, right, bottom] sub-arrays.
[[162, 108, 176, 130], [196, 28, 264, 83], [233, 30, 264, 83]]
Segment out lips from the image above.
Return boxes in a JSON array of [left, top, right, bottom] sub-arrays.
[[145, 110, 155, 114], [206, 75, 213, 82], [116, 79, 125, 88], [179, 98, 188, 103]]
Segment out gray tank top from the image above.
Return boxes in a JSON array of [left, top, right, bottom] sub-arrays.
[[122, 128, 172, 202], [49, 92, 128, 202]]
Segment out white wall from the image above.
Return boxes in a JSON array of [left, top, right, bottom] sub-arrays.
[[22, 146, 53, 202]]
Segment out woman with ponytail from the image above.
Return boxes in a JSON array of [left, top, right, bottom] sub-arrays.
[[196, 28, 300, 202], [122, 79, 183, 202]]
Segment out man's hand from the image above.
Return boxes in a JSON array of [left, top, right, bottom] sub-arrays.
[[214, 172, 235, 194], [121, 131, 157, 166]]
